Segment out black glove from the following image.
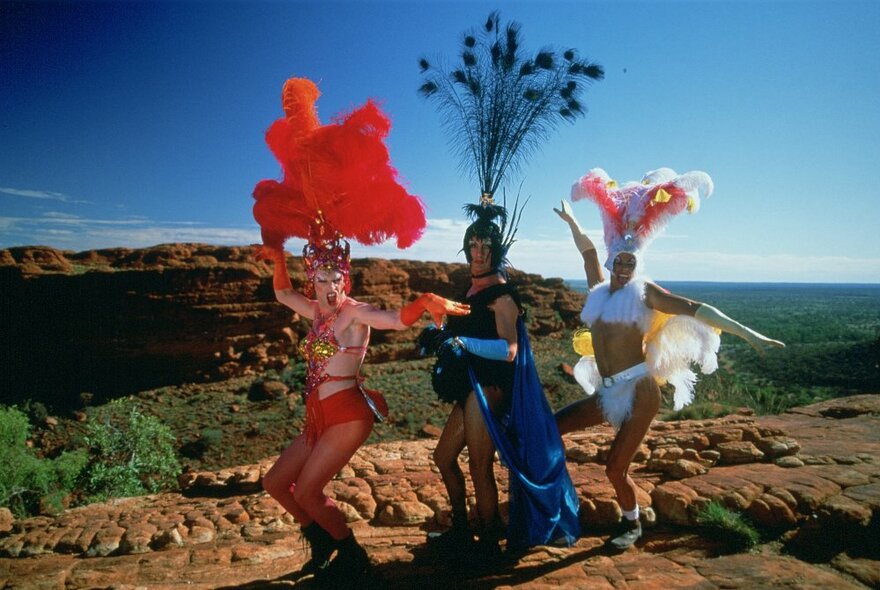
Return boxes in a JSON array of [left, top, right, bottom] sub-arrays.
[[417, 325, 453, 356]]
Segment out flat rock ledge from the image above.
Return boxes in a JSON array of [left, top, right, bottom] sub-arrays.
[[2, 395, 878, 589]]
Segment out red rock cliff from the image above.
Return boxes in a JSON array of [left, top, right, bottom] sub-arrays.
[[0, 244, 583, 406]]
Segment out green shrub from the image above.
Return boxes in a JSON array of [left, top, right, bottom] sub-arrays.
[[0, 406, 88, 517], [20, 400, 48, 424], [80, 399, 181, 502], [662, 370, 803, 420], [280, 361, 307, 391], [696, 500, 760, 552], [200, 427, 223, 448], [180, 427, 224, 460]]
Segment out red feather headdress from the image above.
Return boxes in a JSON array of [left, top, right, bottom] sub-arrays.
[[571, 168, 713, 270], [252, 77, 426, 292]]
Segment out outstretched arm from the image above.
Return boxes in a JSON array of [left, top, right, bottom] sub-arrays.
[[554, 200, 604, 288], [694, 304, 785, 353], [254, 245, 315, 319], [347, 293, 471, 331], [400, 293, 470, 328], [645, 283, 785, 354]]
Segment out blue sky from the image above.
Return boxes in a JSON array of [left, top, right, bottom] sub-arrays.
[[2, 0, 878, 283]]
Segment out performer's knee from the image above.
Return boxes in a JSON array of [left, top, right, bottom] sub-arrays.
[[262, 469, 287, 500], [605, 462, 629, 485], [433, 447, 457, 475], [468, 450, 495, 479], [290, 480, 323, 511]]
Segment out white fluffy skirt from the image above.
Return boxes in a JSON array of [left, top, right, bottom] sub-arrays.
[[646, 315, 720, 410], [573, 315, 720, 418], [573, 358, 650, 431]]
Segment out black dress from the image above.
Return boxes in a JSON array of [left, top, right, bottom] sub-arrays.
[[432, 282, 523, 405]]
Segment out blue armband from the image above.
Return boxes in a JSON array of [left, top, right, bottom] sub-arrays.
[[455, 336, 510, 361]]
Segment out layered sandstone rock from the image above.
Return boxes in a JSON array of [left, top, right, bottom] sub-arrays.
[[0, 245, 582, 406], [1, 396, 877, 589]]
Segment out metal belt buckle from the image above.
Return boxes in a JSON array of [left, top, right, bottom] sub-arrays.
[[602, 376, 615, 388]]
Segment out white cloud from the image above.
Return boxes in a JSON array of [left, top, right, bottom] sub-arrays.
[[0, 187, 90, 204], [0, 212, 260, 251], [349, 217, 470, 263], [42, 211, 85, 220], [2, 214, 878, 283]]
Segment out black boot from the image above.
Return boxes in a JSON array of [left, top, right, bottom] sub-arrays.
[[606, 517, 642, 552], [324, 530, 372, 580], [471, 518, 503, 563], [426, 514, 475, 556], [298, 522, 336, 577]]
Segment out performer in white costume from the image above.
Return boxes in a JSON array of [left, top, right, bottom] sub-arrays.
[[554, 167, 784, 551]]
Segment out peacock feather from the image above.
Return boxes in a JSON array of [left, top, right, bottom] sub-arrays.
[[418, 11, 604, 199]]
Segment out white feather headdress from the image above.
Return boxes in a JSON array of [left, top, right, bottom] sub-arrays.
[[571, 167, 713, 270]]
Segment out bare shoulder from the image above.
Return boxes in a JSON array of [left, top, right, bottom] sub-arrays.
[[490, 292, 517, 307], [644, 281, 699, 315], [343, 298, 373, 317], [644, 281, 667, 299], [345, 297, 394, 324], [489, 293, 519, 317]]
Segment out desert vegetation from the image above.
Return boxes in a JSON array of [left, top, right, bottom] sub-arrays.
[[2, 282, 877, 523], [0, 399, 179, 518]]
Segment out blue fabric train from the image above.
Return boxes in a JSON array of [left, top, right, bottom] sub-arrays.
[[468, 317, 581, 549]]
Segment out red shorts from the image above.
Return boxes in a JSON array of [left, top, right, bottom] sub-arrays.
[[304, 386, 377, 445]]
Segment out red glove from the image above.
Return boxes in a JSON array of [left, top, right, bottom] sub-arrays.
[[400, 293, 470, 327], [254, 245, 292, 290]]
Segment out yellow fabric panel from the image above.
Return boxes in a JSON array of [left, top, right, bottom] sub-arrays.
[[572, 328, 594, 356]]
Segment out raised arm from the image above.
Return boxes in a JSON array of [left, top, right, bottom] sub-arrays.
[[554, 200, 604, 288], [645, 283, 785, 354], [254, 245, 315, 319]]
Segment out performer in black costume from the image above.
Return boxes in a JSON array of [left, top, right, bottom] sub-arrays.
[[423, 201, 580, 557], [416, 11, 602, 557]]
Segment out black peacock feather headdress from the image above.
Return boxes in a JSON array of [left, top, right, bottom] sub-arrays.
[[418, 11, 604, 200]]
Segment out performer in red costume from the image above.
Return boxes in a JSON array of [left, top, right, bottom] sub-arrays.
[[253, 77, 468, 582]]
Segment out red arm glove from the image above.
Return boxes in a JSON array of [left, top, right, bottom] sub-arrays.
[[255, 245, 292, 291], [400, 293, 470, 327]]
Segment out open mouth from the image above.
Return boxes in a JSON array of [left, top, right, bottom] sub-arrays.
[[326, 292, 338, 306]]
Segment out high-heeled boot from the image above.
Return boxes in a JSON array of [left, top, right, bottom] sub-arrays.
[[299, 522, 336, 576], [472, 517, 503, 562], [325, 530, 371, 579], [426, 513, 475, 555]]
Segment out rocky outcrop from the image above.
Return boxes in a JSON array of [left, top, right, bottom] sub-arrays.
[[1, 395, 877, 589], [0, 245, 582, 406]]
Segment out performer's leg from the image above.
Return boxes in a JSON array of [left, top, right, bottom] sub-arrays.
[[605, 378, 659, 509], [264, 434, 339, 577], [604, 377, 660, 549], [291, 419, 373, 540], [433, 404, 467, 521], [262, 433, 313, 524], [292, 419, 375, 579], [463, 387, 501, 532], [555, 395, 605, 436]]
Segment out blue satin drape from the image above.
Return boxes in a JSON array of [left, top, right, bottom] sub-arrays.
[[468, 318, 581, 549]]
